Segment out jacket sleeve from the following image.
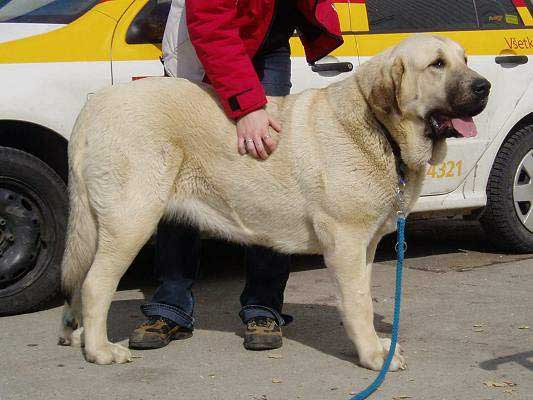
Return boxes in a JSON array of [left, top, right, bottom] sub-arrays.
[[185, 0, 267, 120]]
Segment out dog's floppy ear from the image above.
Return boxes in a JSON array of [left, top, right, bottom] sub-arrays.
[[368, 56, 405, 115]]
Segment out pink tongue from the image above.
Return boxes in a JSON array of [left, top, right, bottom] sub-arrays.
[[451, 117, 477, 138]]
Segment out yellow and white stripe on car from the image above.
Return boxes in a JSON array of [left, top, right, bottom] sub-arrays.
[[513, 0, 533, 25], [0, 0, 136, 138], [0, 0, 134, 63]]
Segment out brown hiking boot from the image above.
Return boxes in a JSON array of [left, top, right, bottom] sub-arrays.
[[129, 317, 192, 350], [243, 317, 282, 351]]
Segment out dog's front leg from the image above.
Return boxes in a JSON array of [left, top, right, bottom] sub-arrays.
[[321, 224, 405, 371]]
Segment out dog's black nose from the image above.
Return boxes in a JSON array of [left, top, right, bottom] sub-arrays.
[[471, 78, 491, 97]]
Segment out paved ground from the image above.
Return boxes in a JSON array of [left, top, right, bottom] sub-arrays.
[[0, 219, 532, 400]]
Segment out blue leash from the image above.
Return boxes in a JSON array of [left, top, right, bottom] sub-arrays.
[[349, 205, 407, 399]]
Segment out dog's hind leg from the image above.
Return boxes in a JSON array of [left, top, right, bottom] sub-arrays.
[[317, 221, 405, 372], [81, 207, 163, 364], [80, 154, 179, 364]]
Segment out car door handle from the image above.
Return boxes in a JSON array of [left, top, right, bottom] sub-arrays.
[[311, 62, 353, 73], [495, 55, 528, 65]]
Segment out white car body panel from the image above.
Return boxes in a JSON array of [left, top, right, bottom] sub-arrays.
[[0, 61, 111, 138], [0, 23, 63, 43]]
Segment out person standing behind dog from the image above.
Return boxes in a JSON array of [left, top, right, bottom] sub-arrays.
[[129, 0, 343, 351]]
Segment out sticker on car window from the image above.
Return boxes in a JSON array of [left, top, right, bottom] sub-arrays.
[[505, 14, 519, 24]]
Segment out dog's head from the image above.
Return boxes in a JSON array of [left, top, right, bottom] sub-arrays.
[[362, 35, 490, 167]]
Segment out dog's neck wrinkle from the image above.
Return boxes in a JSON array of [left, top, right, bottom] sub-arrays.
[[353, 72, 404, 148], [349, 76, 409, 183], [326, 79, 400, 185], [328, 77, 380, 139]]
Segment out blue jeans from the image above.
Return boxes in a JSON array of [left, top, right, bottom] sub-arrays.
[[141, 46, 293, 330]]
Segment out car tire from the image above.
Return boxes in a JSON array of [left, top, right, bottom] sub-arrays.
[[480, 125, 533, 253], [0, 146, 68, 315]]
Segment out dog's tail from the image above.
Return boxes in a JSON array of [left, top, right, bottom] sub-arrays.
[[58, 124, 97, 346]]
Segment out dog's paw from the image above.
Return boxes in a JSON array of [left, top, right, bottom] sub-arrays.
[[359, 338, 406, 372], [58, 327, 84, 347], [72, 327, 85, 347], [380, 338, 406, 371], [85, 343, 132, 365], [62, 327, 85, 347]]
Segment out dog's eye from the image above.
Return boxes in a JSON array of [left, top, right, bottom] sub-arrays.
[[430, 58, 446, 68]]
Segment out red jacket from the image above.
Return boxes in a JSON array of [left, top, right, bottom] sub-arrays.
[[186, 0, 343, 119]]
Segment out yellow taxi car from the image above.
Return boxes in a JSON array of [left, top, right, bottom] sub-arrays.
[[1, 0, 532, 314]]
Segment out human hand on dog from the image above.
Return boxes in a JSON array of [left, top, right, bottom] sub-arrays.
[[237, 109, 282, 160]]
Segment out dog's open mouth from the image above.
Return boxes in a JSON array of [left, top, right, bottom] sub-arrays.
[[428, 114, 478, 139]]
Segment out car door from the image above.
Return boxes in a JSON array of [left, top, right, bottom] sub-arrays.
[[481, 0, 533, 141], [0, 0, 118, 138], [353, 0, 533, 196], [111, 0, 168, 84], [290, 1, 360, 93]]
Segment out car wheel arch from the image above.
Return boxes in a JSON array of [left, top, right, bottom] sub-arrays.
[[0, 120, 68, 183]]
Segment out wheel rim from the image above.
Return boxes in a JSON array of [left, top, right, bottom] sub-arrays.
[[0, 177, 52, 294], [513, 149, 533, 233]]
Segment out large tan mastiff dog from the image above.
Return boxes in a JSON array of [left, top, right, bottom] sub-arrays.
[[59, 35, 490, 369]]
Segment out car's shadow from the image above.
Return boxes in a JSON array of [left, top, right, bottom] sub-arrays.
[[377, 218, 511, 260]]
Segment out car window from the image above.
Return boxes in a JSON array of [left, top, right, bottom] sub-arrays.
[[126, 0, 172, 44], [475, 0, 525, 29], [366, 0, 524, 33], [0, 0, 100, 24], [366, 0, 478, 33]]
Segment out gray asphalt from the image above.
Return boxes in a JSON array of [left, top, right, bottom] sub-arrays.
[[0, 220, 532, 400]]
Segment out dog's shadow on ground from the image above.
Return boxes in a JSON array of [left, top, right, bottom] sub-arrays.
[[111, 218, 518, 363], [110, 266, 392, 364], [109, 218, 531, 364]]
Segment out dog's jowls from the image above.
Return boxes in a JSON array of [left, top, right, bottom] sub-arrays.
[[59, 35, 490, 369]]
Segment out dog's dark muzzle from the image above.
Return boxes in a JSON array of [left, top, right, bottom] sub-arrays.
[[471, 78, 491, 99]]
